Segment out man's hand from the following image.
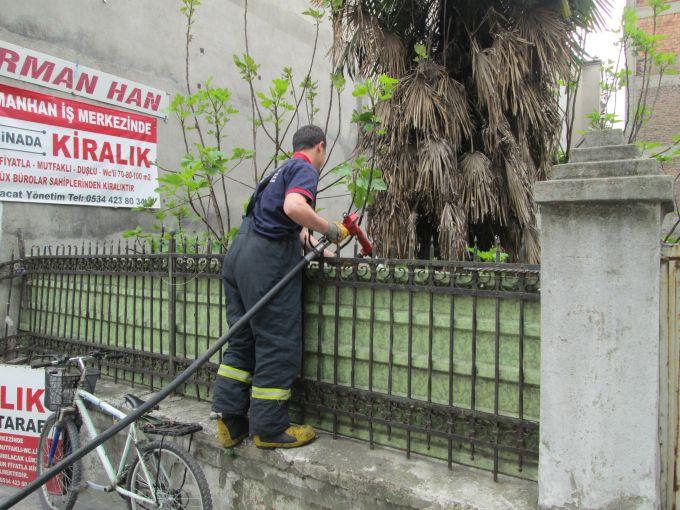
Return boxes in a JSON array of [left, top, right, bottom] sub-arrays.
[[326, 221, 349, 244], [300, 228, 336, 257], [284, 193, 349, 245]]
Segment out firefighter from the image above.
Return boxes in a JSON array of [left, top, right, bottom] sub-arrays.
[[212, 125, 348, 449]]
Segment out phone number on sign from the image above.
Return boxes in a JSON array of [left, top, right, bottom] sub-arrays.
[[0, 190, 154, 206], [70, 194, 147, 205]]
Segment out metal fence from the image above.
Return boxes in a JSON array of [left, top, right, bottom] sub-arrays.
[[1, 237, 540, 481]]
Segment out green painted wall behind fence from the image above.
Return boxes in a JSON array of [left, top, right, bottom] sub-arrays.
[[20, 257, 540, 479]]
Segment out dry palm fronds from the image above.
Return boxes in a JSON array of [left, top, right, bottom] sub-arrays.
[[522, 216, 541, 264], [503, 152, 532, 226], [366, 193, 412, 258], [438, 202, 467, 260], [407, 209, 418, 258], [416, 138, 457, 208], [395, 61, 473, 147], [327, 0, 609, 260], [459, 151, 499, 224], [510, 7, 574, 79], [331, 4, 406, 78], [470, 41, 503, 128]]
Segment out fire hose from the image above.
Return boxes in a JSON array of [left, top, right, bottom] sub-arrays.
[[0, 214, 372, 509]]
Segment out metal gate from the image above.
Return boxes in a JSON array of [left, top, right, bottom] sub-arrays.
[[661, 243, 680, 510]]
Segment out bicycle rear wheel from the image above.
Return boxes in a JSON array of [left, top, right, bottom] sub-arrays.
[[126, 440, 211, 510], [36, 413, 82, 510]]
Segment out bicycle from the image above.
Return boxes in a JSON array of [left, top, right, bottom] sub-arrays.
[[30, 350, 212, 510]]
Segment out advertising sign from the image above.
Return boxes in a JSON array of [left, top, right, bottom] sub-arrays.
[[0, 83, 160, 208], [0, 41, 169, 117], [0, 365, 48, 488]]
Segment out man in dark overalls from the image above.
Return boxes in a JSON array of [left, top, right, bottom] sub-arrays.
[[212, 125, 348, 449]]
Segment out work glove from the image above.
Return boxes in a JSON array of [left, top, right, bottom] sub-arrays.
[[325, 221, 349, 243]]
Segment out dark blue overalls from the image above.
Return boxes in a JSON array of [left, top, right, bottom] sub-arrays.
[[212, 153, 318, 436]]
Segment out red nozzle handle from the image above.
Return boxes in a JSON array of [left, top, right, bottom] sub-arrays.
[[342, 213, 373, 257]]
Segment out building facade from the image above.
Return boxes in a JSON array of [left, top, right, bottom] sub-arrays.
[[0, 0, 354, 259]]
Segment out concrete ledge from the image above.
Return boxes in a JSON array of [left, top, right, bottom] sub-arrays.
[[534, 175, 674, 208], [567, 144, 640, 164], [91, 378, 538, 510], [581, 129, 624, 148], [552, 158, 659, 180]]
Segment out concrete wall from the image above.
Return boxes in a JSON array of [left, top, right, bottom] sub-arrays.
[[559, 59, 601, 153], [75, 377, 538, 510], [0, 0, 357, 337], [0, 0, 355, 255], [535, 129, 674, 509]]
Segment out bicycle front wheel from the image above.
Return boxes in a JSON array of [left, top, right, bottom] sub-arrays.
[[126, 440, 212, 510], [36, 413, 82, 510]]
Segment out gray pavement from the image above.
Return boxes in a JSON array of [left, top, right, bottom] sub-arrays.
[[0, 484, 127, 509]]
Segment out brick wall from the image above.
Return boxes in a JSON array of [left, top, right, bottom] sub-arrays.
[[637, 13, 680, 55], [635, 82, 680, 199], [633, 0, 680, 190], [636, 84, 680, 144]]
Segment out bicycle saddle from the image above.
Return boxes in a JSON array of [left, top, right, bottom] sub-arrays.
[[123, 393, 159, 411]]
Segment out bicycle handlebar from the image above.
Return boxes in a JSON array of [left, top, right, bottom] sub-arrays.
[[29, 350, 125, 370], [30, 359, 60, 369]]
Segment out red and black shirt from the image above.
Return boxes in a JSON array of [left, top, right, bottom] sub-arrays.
[[250, 152, 318, 239]]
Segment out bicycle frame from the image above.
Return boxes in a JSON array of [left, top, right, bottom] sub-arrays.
[[51, 389, 160, 506]]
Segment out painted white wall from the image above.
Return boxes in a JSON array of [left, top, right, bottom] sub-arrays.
[[559, 59, 602, 153], [0, 0, 356, 254]]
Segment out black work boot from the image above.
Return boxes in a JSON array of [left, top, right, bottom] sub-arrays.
[[216, 415, 249, 448]]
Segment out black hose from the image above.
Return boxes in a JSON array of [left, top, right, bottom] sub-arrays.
[[0, 240, 329, 510]]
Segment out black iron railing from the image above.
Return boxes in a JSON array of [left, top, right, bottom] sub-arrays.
[[1, 238, 540, 480]]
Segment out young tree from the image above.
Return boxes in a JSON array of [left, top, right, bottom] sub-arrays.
[[126, 0, 389, 252]]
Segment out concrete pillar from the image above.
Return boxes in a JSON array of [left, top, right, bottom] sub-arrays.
[[534, 129, 674, 509]]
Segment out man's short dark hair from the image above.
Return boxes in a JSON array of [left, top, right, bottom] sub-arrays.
[[292, 125, 326, 151]]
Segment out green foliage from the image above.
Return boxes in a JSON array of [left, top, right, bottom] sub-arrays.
[[639, 133, 680, 163], [179, 0, 200, 18], [129, 0, 395, 249], [467, 246, 509, 262], [302, 8, 324, 22], [554, 148, 568, 165], [330, 74, 397, 211], [622, 1, 677, 140], [256, 75, 296, 130], [586, 108, 620, 130], [127, 77, 249, 247], [330, 72, 346, 92], [351, 74, 398, 134], [413, 43, 429, 62], [233, 53, 259, 83], [581, 0, 678, 164], [300, 75, 320, 124], [331, 157, 387, 209], [318, 0, 344, 14]]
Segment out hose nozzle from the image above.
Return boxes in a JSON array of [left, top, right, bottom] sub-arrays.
[[342, 213, 373, 257]]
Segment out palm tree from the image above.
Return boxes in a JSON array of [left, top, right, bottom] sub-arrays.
[[324, 0, 608, 261]]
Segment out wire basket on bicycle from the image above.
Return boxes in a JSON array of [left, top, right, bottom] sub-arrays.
[[44, 366, 100, 411]]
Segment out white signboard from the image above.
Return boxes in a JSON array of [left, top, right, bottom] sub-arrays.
[[0, 41, 169, 118], [0, 83, 160, 208], [0, 365, 49, 488]]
